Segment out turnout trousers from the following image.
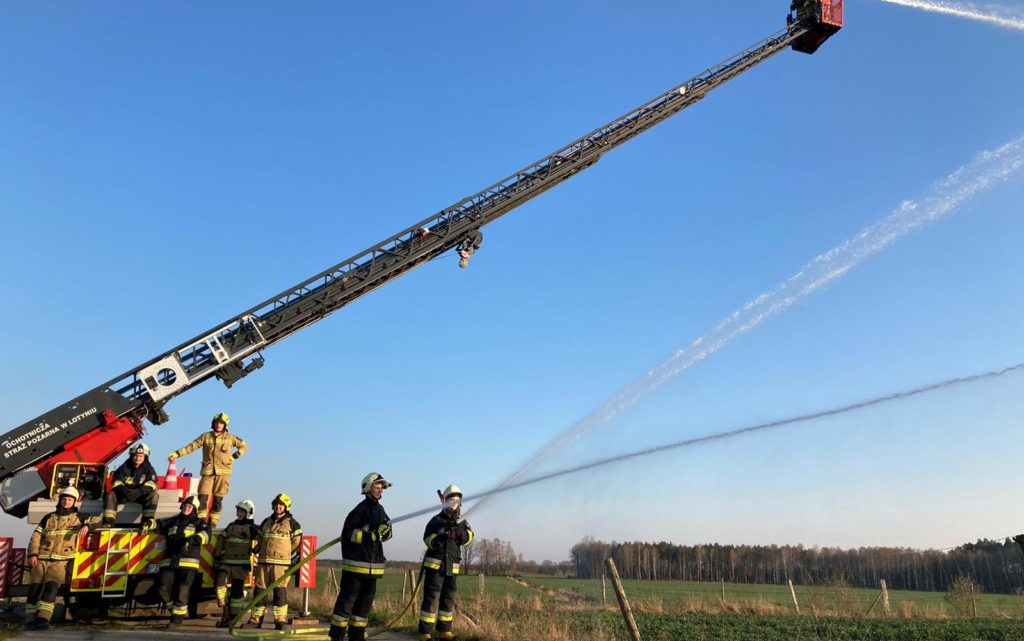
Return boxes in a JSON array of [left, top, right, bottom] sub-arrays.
[[329, 570, 378, 641], [157, 567, 196, 623], [26, 559, 71, 623], [251, 563, 289, 624], [418, 569, 458, 638], [215, 564, 251, 616]]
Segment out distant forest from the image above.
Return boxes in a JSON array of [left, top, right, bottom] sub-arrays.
[[569, 537, 1024, 594]]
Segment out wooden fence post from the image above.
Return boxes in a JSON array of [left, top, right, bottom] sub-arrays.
[[479, 573, 485, 598], [788, 579, 801, 615], [602, 575, 607, 608], [605, 558, 642, 641], [721, 577, 726, 602], [880, 579, 890, 616]]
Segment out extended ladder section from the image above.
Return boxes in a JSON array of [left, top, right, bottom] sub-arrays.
[[0, 8, 841, 509]]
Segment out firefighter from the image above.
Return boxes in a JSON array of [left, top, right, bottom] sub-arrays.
[[247, 493, 302, 630], [102, 442, 159, 528], [456, 230, 483, 268], [417, 485, 474, 641], [167, 411, 247, 527], [329, 473, 393, 641], [156, 495, 210, 628], [214, 499, 261, 627], [25, 486, 91, 630]]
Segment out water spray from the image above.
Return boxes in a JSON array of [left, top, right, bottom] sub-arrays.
[[408, 361, 1024, 521], [877, 0, 1024, 31], [467, 134, 1024, 517]]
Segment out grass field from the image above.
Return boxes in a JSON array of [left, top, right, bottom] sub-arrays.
[[301, 568, 1024, 640]]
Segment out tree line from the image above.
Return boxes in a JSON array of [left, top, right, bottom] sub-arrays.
[[569, 537, 1024, 594]]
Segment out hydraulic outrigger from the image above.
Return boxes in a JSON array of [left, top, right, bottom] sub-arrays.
[[0, 2, 842, 517]]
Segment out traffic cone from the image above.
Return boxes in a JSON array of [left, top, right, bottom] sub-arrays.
[[164, 459, 178, 492]]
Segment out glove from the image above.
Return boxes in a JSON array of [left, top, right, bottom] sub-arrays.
[[446, 526, 459, 541], [189, 534, 204, 547], [181, 541, 193, 554], [377, 522, 392, 541], [232, 451, 241, 459], [167, 453, 177, 462]]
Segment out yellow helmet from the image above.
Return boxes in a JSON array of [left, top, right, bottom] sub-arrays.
[[211, 412, 230, 428], [272, 493, 291, 511]]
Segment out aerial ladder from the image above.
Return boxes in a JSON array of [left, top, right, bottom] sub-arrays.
[[0, 2, 842, 517]]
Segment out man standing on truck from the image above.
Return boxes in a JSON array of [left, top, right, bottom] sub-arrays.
[[25, 486, 91, 630], [157, 495, 210, 628], [329, 473, 393, 641], [168, 412, 247, 527], [417, 484, 474, 641], [214, 499, 261, 627], [102, 442, 159, 528], [247, 493, 302, 630]]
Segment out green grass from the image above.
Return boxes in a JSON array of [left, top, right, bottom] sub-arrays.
[[523, 576, 1024, 617]]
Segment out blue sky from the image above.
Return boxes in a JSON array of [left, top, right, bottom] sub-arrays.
[[1, 2, 1023, 562]]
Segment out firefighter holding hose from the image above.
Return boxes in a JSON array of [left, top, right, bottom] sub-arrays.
[[417, 485, 474, 641]]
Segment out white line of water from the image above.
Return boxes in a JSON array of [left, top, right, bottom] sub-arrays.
[[468, 134, 1024, 516], [877, 0, 1024, 31]]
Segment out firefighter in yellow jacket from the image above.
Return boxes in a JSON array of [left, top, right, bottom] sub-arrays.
[[168, 412, 247, 526], [25, 486, 91, 630], [247, 493, 301, 630], [214, 499, 261, 627]]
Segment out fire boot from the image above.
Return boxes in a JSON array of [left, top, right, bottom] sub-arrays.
[[275, 621, 286, 630], [167, 614, 184, 628], [215, 606, 232, 628]]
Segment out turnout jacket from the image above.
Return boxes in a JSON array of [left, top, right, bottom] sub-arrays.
[[172, 429, 247, 476], [340, 496, 391, 576], [29, 507, 87, 561], [158, 512, 210, 570], [111, 458, 159, 493], [257, 513, 301, 566], [217, 518, 261, 566], [422, 511, 473, 576]]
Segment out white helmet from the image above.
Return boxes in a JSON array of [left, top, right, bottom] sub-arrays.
[[131, 443, 151, 457], [58, 486, 80, 501], [442, 484, 463, 500], [361, 472, 392, 495], [236, 499, 255, 518]]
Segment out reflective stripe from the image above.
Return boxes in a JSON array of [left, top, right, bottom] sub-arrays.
[[143, 481, 158, 490], [172, 605, 189, 616], [425, 533, 438, 548], [423, 557, 441, 570], [419, 611, 437, 624], [452, 562, 461, 575], [350, 616, 368, 627], [331, 614, 348, 626], [438, 610, 454, 622], [342, 562, 385, 576], [350, 530, 364, 544], [252, 605, 266, 617], [161, 558, 202, 569], [465, 529, 474, 545]]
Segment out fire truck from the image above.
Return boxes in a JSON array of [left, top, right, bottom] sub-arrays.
[[0, 1, 840, 616]]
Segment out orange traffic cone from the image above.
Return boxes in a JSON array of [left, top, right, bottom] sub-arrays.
[[164, 458, 178, 492]]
